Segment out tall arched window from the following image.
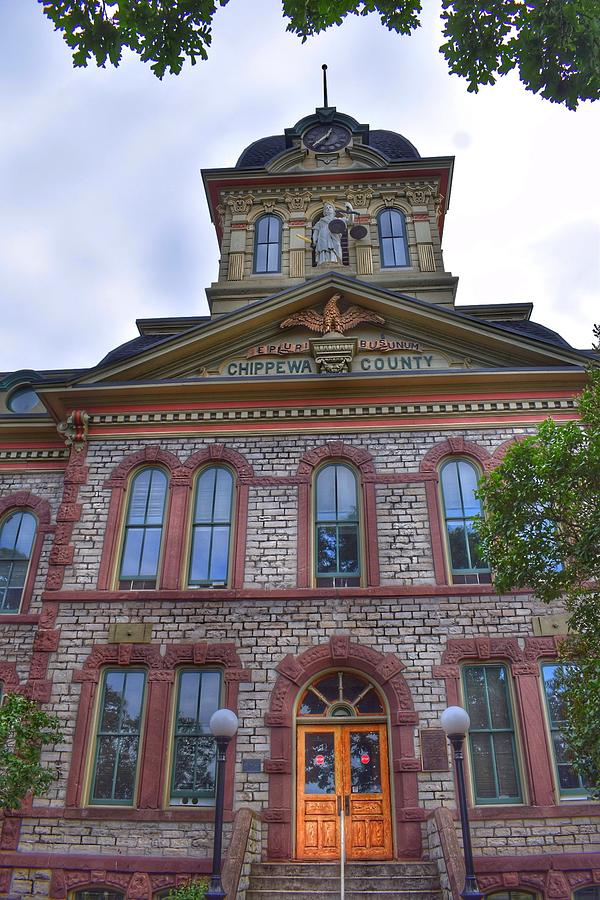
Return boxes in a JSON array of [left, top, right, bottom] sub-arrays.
[[463, 664, 522, 804], [440, 459, 490, 584], [170, 668, 222, 804], [377, 208, 409, 268], [188, 466, 234, 587], [72, 892, 125, 900], [574, 889, 600, 900], [118, 467, 168, 589], [89, 668, 146, 805], [315, 464, 360, 587], [0, 510, 36, 613], [254, 214, 282, 273]]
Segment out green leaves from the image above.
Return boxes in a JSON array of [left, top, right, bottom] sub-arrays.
[[477, 345, 600, 795], [40, 0, 231, 78], [281, 0, 422, 40], [441, 0, 600, 109], [39, 0, 600, 106], [0, 693, 63, 812], [166, 880, 208, 900]]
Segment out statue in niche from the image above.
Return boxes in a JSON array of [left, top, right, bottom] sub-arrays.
[[312, 202, 347, 265]]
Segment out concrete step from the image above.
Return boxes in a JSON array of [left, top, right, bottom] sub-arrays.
[[246, 861, 443, 900], [249, 874, 441, 891], [246, 892, 442, 900], [250, 862, 439, 877]]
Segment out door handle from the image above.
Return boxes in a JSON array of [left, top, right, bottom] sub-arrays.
[[345, 794, 350, 816], [337, 795, 342, 816]]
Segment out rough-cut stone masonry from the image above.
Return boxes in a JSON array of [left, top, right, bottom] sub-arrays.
[[470, 818, 600, 855], [30, 590, 560, 860], [59, 426, 538, 590], [0, 425, 595, 885]]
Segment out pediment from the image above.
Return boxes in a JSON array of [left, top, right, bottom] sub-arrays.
[[69, 274, 590, 389]]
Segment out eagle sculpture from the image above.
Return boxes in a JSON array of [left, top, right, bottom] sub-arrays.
[[280, 293, 385, 335]]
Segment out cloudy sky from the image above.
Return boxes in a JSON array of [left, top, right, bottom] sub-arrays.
[[1, 1, 599, 373]]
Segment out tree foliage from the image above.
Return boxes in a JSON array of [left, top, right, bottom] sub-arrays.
[[477, 334, 600, 794], [39, 1, 600, 108], [166, 880, 208, 900], [0, 693, 63, 811]]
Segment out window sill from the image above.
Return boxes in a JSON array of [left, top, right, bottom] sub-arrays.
[[60, 806, 234, 822], [0, 613, 40, 624], [467, 800, 598, 820]]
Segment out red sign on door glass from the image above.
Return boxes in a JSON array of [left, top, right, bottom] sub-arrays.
[[315, 754, 325, 765], [360, 754, 370, 764]]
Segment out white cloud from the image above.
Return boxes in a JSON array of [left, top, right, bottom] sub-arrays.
[[0, 0, 598, 371]]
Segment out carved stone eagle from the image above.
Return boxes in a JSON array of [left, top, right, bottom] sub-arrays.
[[280, 293, 385, 335]]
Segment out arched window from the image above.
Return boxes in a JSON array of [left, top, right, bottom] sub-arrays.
[[254, 214, 282, 273], [118, 467, 168, 590], [574, 890, 600, 900], [170, 668, 222, 805], [315, 463, 360, 587], [462, 664, 522, 804], [377, 208, 409, 267], [541, 663, 588, 798], [298, 671, 385, 718], [72, 891, 125, 900], [487, 893, 536, 900], [0, 510, 36, 613], [89, 668, 146, 805], [188, 466, 234, 587], [440, 459, 491, 584]]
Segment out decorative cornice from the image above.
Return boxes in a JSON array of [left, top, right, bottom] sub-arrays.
[[82, 396, 576, 433]]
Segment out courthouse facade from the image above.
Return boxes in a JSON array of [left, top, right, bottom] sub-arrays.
[[0, 104, 599, 899]]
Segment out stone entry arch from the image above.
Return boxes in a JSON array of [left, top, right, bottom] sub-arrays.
[[264, 635, 422, 860]]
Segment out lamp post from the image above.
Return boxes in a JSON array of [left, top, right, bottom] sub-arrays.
[[440, 706, 483, 900], [205, 708, 239, 900]]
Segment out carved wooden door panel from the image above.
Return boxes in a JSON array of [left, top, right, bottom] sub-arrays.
[[296, 723, 392, 860], [296, 726, 341, 859], [343, 723, 393, 859]]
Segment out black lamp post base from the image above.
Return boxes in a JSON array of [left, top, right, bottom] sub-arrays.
[[205, 877, 227, 900], [461, 877, 484, 900]]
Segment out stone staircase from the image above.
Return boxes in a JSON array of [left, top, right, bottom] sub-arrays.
[[245, 860, 443, 900]]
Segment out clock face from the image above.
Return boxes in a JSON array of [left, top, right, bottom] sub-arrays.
[[303, 124, 351, 153]]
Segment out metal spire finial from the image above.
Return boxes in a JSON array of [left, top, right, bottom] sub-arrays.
[[322, 64, 329, 107]]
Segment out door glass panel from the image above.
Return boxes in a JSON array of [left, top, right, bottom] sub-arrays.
[[349, 731, 382, 794], [304, 732, 335, 794]]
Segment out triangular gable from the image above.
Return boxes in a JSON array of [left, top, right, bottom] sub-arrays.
[[68, 273, 592, 387]]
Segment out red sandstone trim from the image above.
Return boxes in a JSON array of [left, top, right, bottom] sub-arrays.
[[435, 637, 568, 810], [43, 584, 531, 602], [98, 449, 178, 590], [82, 388, 580, 416], [425, 480, 447, 585], [99, 443, 253, 591], [295, 441, 380, 588], [45, 445, 89, 593], [66, 641, 248, 812], [419, 436, 492, 474], [297, 482, 310, 588], [0, 491, 52, 614], [264, 635, 420, 861], [92, 410, 582, 439]]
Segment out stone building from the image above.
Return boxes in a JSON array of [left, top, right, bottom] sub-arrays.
[[0, 103, 598, 900]]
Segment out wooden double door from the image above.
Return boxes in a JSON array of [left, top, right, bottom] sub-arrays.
[[296, 723, 393, 860]]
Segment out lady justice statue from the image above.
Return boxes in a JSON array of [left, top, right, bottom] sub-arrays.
[[312, 202, 351, 265]]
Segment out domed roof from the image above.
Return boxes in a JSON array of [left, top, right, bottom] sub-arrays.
[[235, 127, 420, 169]]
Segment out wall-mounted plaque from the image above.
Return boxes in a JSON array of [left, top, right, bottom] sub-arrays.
[[242, 758, 262, 774], [420, 728, 450, 771]]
